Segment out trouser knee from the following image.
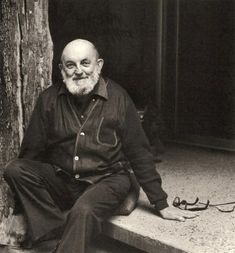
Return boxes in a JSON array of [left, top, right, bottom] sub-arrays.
[[70, 201, 95, 219], [4, 159, 26, 182]]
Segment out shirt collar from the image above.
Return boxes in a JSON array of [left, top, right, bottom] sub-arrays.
[[58, 76, 108, 100], [93, 76, 108, 100]]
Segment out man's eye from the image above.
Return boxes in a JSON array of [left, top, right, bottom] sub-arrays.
[[66, 63, 75, 69], [82, 61, 90, 66]]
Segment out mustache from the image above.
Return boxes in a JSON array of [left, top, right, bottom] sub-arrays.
[[72, 76, 87, 81]]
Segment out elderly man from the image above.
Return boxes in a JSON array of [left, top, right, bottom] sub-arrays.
[[4, 39, 196, 252]]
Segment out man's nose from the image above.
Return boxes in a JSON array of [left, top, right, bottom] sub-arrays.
[[74, 66, 83, 75]]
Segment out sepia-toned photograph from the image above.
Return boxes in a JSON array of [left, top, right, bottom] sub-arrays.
[[0, 0, 234, 252]]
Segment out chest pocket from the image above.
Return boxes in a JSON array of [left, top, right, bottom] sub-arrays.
[[96, 117, 118, 147]]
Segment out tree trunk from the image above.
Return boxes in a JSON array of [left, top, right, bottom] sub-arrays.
[[0, 0, 53, 244]]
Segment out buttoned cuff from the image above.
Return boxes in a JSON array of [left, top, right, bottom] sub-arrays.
[[154, 199, 169, 210]]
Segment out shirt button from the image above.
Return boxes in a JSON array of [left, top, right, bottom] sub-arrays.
[[74, 156, 79, 161], [74, 174, 80, 180], [80, 132, 85, 136], [92, 98, 96, 102], [81, 115, 84, 119]]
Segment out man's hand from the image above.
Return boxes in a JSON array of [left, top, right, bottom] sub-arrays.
[[158, 206, 199, 222]]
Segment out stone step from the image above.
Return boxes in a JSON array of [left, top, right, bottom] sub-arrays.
[[1, 144, 235, 253]]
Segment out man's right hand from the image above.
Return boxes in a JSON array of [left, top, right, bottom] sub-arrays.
[[158, 206, 199, 222]]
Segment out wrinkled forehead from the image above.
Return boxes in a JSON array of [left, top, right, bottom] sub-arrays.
[[61, 40, 98, 63]]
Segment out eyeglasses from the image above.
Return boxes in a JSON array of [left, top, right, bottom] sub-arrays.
[[173, 197, 210, 211], [173, 196, 235, 213]]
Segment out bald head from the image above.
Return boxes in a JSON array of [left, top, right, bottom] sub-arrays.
[[59, 39, 104, 96], [61, 39, 99, 62]]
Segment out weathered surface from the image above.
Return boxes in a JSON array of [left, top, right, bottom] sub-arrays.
[[0, 0, 53, 242], [103, 144, 235, 253], [1, 144, 234, 253]]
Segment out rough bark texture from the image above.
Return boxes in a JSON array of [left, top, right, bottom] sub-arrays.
[[0, 0, 53, 244]]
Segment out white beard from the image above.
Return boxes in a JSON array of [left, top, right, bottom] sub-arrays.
[[62, 69, 100, 96]]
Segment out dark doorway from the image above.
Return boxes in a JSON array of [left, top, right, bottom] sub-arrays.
[[163, 0, 235, 150], [48, 0, 162, 108]]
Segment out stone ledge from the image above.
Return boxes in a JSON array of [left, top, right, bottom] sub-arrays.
[[102, 188, 235, 253], [1, 145, 235, 253], [103, 193, 187, 253], [102, 145, 235, 253]]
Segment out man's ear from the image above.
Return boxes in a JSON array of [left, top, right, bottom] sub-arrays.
[[58, 63, 63, 71], [97, 58, 104, 74]]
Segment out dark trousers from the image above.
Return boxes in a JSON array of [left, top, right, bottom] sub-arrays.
[[4, 159, 131, 253]]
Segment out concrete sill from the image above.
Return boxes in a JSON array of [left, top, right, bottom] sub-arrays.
[[1, 144, 235, 253]]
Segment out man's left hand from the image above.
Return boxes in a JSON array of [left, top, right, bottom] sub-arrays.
[[158, 206, 199, 222]]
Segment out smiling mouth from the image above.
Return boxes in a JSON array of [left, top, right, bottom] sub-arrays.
[[73, 76, 86, 81]]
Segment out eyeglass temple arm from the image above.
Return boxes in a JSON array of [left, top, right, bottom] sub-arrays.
[[186, 200, 210, 211], [187, 197, 199, 206]]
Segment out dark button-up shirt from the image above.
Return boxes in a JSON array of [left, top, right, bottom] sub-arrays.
[[19, 77, 168, 210]]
